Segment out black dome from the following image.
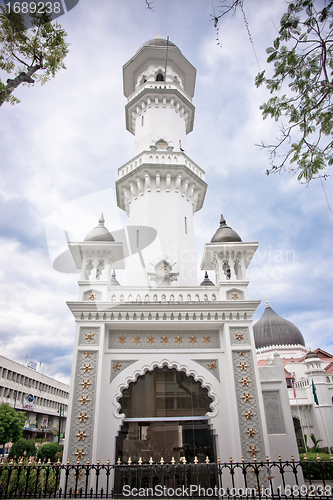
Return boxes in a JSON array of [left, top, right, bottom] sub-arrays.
[[253, 306, 305, 349], [211, 215, 242, 243]]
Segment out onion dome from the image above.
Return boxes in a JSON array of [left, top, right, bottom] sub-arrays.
[[211, 215, 242, 243], [253, 304, 305, 349], [200, 271, 215, 286], [84, 214, 114, 242]]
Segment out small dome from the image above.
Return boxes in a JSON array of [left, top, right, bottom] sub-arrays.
[[305, 351, 319, 360], [211, 215, 242, 243], [200, 272, 215, 286], [84, 214, 114, 242], [253, 305, 305, 349], [137, 38, 178, 53]]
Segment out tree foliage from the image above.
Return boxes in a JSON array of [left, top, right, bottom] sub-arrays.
[[214, 0, 333, 182], [0, 404, 26, 452], [0, 6, 69, 107], [37, 442, 59, 462], [9, 437, 37, 459]]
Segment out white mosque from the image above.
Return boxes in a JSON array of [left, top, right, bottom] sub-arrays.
[[62, 38, 327, 469]]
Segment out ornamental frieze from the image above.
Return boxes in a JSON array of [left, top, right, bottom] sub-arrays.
[[108, 330, 220, 349]]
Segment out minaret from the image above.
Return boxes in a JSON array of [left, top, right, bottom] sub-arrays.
[[116, 38, 207, 286]]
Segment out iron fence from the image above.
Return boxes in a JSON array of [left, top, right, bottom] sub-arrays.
[[0, 457, 332, 499]]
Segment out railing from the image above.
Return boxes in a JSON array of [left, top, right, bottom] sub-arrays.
[[0, 456, 332, 499]]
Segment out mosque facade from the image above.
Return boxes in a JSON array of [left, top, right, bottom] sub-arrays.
[[62, 39, 300, 467]]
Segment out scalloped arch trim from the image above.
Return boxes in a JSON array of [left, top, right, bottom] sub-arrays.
[[112, 359, 218, 420]]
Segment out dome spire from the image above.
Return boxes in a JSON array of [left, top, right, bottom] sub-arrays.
[[98, 213, 105, 225]]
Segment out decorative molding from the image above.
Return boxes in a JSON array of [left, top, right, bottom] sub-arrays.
[[232, 350, 267, 487], [108, 330, 220, 349], [192, 359, 220, 381], [110, 360, 138, 382], [67, 350, 98, 490], [112, 358, 218, 420], [83, 289, 101, 301], [226, 288, 244, 300], [229, 327, 250, 346], [79, 327, 100, 346]]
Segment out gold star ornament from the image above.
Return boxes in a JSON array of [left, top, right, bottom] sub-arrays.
[[236, 332, 243, 340], [238, 351, 245, 356], [161, 336, 168, 344], [81, 379, 91, 389], [189, 336, 197, 344], [113, 363, 121, 371], [203, 336, 211, 344], [84, 352, 92, 357], [118, 336, 126, 344], [85, 332, 94, 341], [78, 412, 88, 423], [240, 377, 249, 386], [247, 428, 256, 437], [79, 395, 90, 405], [239, 362, 248, 370], [88, 293, 96, 300], [208, 361, 217, 370], [248, 446, 258, 457], [133, 335, 140, 344], [175, 335, 182, 344], [231, 292, 239, 300], [147, 336, 154, 344], [245, 410, 253, 420], [77, 430, 87, 441], [242, 393, 252, 402], [82, 364, 92, 373], [75, 449, 86, 460]]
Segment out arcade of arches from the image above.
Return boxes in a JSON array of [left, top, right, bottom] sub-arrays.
[[116, 367, 216, 463]]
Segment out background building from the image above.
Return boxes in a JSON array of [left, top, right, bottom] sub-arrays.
[[254, 304, 333, 449], [0, 355, 69, 443]]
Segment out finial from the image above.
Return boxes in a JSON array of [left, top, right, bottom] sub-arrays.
[[220, 214, 226, 226], [112, 269, 116, 278], [204, 271, 209, 279], [265, 296, 269, 307], [98, 213, 105, 225]]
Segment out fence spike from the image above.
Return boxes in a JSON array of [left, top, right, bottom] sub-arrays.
[[330, 454, 333, 463], [138, 457, 142, 465], [266, 455, 269, 463], [117, 457, 121, 465], [97, 459, 100, 465], [38, 459, 42, 465], [291, 455, 295, 462], [128, 457, 132, 465], [278, 455, 282, 462], [194, 456, 198, 464], [218, 457, 221, 464], [67, 459, 70, 465], [205, 456, 210, 464], [316, 454, 321, 462], [304, 453, 308, 462], [171, 457, 175, 465], [253, 456, 257, 463], [86, 459, 90, 465], [229, 456, 233, 463], [57, 458, 61, 464], [160, 457, 164, 465], [182, 457, 187, 464], [149, 457, 153, 465], [18, 458, 23, 465], [47, 458, 51, 464], [241, 456, 244, 463], [107, 458, 110, 465]]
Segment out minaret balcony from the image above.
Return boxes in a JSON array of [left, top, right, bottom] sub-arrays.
[[116, 151, 207, 215]]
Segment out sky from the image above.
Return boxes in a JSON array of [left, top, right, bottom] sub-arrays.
[[0, 0, 332, 384]]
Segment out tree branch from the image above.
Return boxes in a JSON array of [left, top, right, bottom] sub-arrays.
[[0, 64, 40, 106]]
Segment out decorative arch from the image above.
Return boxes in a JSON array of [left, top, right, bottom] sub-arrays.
[[112, 359, 218, 420]]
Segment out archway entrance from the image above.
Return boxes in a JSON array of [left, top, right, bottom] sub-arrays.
[[116, 367, 216, 463]]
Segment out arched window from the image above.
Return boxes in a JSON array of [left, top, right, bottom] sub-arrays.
[[116, 367, 216, 464], [156, 73, 164, 81]]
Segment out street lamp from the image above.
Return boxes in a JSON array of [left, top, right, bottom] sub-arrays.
[[57, 404, 63, 444]]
